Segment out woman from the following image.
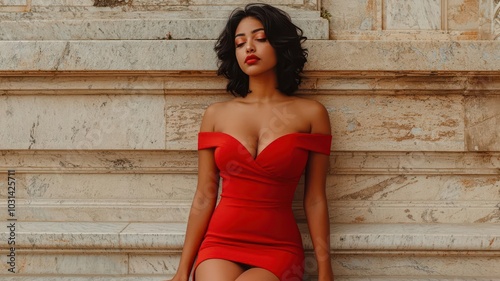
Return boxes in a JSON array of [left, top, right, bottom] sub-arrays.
[[168, 3, 333, 281]]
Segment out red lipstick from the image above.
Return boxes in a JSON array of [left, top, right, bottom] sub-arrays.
[[245, 54, 260, 65]]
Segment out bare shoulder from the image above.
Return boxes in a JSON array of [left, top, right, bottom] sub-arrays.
[[292, 97, 331, 134], [200, 101, 228, 132]]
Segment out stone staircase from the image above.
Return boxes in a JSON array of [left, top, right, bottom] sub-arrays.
[[1, 0, 500, 280]]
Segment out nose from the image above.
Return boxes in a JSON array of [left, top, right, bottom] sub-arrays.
[[246, 41, 255, 53]]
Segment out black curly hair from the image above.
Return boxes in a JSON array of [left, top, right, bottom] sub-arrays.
[[214, 3, 308, 97]]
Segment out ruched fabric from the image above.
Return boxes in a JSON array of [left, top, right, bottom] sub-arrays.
[[194, 132, 332, 280]]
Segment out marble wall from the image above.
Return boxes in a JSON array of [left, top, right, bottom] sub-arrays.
[[494, 0, 500, 39], [324, 0, 500, 40], [0, 0, 499, 278]]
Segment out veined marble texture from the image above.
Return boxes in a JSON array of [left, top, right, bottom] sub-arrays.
[[0, 276, 498, 281], [0, 94, 165, 149], [8, 173, 197, 200], [1, 0, 313, 8], [2, 222, 499, 251], [332, 254, 500, 277], [0, 17, 328, 40], [466, 95, 500, 151], [385, 0, 442, 30], [128, 254, 180, 275], [326, 0, 380, 31], [132, 0, 307, 6], [447, 0, 480, 30], [165, 94, 465, 151], [2, 177, 498, 217], [495, 0, 500, 39], [30, 0, 94, 6], [0, 0, 26, 5], [2, 41, 500, 72], [0, 252, 129, 275], [0, 222, 499, 277]]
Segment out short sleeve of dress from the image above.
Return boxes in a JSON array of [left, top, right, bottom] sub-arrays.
[[296, 134, 332, 155], [198, 132, 221, 150]]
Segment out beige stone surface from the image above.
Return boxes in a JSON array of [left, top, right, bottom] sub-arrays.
[[2, 222, 499, 251], [1, 168, 497, 224], [0, 277, 497, 281], [333, 254, 500, 277], [2, 75, 499, 95], [324, 0, 488, 38], [0, 95, 165, 149], [465, 95, 500, 151], [330, 151, 500, 175], [325, 0, 380, 31], [327, 201, 500, 224], [1, 149, 498, 175], [324, 175, 500, 223], [306, 41, 500, 71], [330, 30, 480, 40], [128, 254, 179, 275], [494, 0, 500, 39], [0, 221, 128, 248], [4, 0, 318, 10], [7, 173, 197, 200], [120, 223, 186, 249], [320, 95, 465, 151], [0, 17, 328, 40], [384, 0, 441, 30], [1, 0, 499, 278], [1, 222, 499, 277], [165, 94, 230, 150], [329, 175, 500, 201], [1, 41, 500, 72], [0, 150, 197, 173], [0, 0, 25, 5], [131, 0, 311, 7], [0, 252, 128, 274], [0, 199, 192, 222], [0, 275, 498, 281], [164, 94, 466, 151], [448, 0, 480, 30], [1, 196, 497, 224]]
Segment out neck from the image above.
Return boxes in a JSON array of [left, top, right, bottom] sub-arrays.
[[246, 70, 282, 102]]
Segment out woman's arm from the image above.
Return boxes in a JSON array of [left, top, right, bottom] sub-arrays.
[[169, 105, 220, 281], [303, 101, 334, 281]]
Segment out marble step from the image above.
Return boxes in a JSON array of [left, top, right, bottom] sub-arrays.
[[0, 92, 485, 151], [1, 199, 499, 226], [1, 277, 499, 281], [0, 170, 500, 224], [0, 0, 319, 12], [0, 277, 172, 281], [1, 199, 499, 224], [1, 222, 499, 252], [1, 40, 499, 72], [0, 222, 499, 277], [0, 10, 328, 40]]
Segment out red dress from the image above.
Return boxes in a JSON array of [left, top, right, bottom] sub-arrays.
[[194, 132, 332, 280]]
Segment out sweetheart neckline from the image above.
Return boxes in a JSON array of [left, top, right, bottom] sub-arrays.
[[199, 131, 331, 161]]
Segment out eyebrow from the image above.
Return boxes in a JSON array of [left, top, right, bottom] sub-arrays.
[[235, 28, 265, 38]]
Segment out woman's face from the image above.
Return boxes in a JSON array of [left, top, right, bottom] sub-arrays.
[[234, 17, 277, 77]]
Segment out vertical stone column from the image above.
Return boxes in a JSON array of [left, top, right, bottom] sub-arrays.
[[494, 0, 500, 39], [326, 0, 500, 40], [479, 0, 500, 39]]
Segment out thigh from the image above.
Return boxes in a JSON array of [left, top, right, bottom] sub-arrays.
[[195, 258, 245, 281], [235, 267, 280, 281]]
